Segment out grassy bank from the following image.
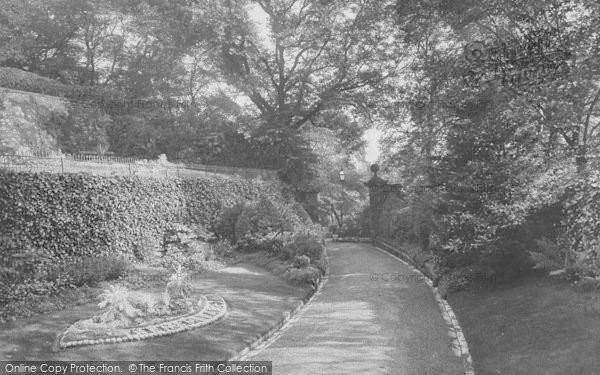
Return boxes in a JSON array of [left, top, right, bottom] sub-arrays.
[[448, 270, 600, 375]]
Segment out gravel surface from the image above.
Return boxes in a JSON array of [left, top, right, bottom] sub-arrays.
[[250, 242, 465, 375]]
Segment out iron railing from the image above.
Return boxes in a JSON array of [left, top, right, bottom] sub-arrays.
[[0, 154, 277, 180]]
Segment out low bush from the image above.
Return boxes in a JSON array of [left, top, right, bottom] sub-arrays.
[[235, 198, 286, 240], [338, 206, 370, 238], [96, 285, 141, 325], [213, 203, 245, 242], [236, 232, 284, 254], [62, 256, 129, 287], [280, 233, 325, 264], [312, 255, 328, 275], [212, 240, 235, 258], [285, 266, 322, 286], [291, 255, 311, 268], [293, 202, 313, 225], [0, 247, 129, 306], [480, 238, 534, 282], [291, 234, 324, 262]]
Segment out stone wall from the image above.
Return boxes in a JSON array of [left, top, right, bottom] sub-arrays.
[[0, 87, 109, 155]]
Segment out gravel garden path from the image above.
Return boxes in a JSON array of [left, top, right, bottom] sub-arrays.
[[0, 262, 310, 361], [248, 242, 466, 375]]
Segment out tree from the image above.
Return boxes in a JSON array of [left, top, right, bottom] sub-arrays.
[[201, 0, 402, 129], [181, 0, 404, 183]]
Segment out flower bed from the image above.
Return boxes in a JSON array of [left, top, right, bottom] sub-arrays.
[[58, 295, 226, 349]]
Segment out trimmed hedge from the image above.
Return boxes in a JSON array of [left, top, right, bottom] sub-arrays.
[[0, 172, 288, 262]]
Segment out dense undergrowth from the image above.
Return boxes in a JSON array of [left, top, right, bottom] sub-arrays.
[[0, 170, 326, 317], [372, 165, 600, 295], [0, 171, 294, 305]]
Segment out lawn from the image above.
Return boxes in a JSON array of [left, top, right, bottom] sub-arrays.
[[448, 270, 600, 375], [0, 261, 310, 361]]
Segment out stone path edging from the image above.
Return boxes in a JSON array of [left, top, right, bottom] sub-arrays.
[[58, 295, 227, 349], [227, 249, 330, 362], [373, 243, 475, 375]]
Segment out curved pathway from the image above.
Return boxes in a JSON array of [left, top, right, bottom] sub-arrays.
[[249, 242, 466, 375]]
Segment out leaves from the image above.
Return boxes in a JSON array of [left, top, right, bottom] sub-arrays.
[[0, 170, 289, 303]]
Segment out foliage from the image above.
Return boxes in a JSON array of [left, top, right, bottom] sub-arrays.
[[563, 172, 600, 277], [234, 198, 287, 241], [213, 203, 246, 242], [292, 202, 313, 226], [236, 232, 284, 255], [96, 285, 141, 325], [285, 266, 323, 286], [157, 240, 220, 272], [0, 0, 381, 189], [0, 171, 289, 302], [338, 205, 371, 238], [58, 256, 129, 287], [0, 171, 286, 257], [282, 234, 325, 263], [0, 233, 128, 306], [212, 240, 235, 258], [529, 237, 566, 272], [163, 265, 193, 309], [291, 255, 311, 269], [372, 0, 600, 285], [0, 68, 121, 102]]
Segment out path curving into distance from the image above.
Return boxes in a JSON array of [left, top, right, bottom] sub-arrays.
[[246, 242, 467, 375]]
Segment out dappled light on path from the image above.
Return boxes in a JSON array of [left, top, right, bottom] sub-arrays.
[[250, 243, 464, 375]]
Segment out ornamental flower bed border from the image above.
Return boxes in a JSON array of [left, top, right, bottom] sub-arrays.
[[57, 295, 227, 349]]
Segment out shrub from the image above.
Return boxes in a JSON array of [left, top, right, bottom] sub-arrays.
[[274, 201, 303, 232], [164, 266, 193, 309], [283, 234, 324, 263], [96, 285, 141, 325], [213, 203, 245, 242], [235, 198, 286, 240], [285, 266, 322, 286], [339, 206, 370, 238], [563, 172, 600, 277], [293, 202, 313, 225], [479, 239, 534, 281], [291, 255, 311, 268], [0, 171, 289, 303], [132, 234, 162, 262], [0, 172, 286, 262], [57, 256, 129, 287], [312, 255, 328, 275], [236, 232, 284, 254], [0, 234, 129, 306], [212, 240, 235, 258]]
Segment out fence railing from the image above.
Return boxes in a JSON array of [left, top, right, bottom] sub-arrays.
[[0, 154, 277, 180]]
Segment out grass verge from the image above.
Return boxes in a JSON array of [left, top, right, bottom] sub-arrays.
[[448, 270, 600, 375]]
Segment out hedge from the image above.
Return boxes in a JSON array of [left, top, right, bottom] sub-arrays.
[[0, 171, 289, 262]]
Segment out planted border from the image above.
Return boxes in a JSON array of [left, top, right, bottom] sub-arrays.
[[58, 295, 227, 349], [0, 171, 289, 304]]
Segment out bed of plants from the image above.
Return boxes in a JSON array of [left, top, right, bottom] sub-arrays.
[[214, 197, 328, 287], [58, 265, 227, 348]]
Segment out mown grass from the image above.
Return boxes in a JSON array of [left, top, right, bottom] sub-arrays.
[[449, 270, 600, 375]]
